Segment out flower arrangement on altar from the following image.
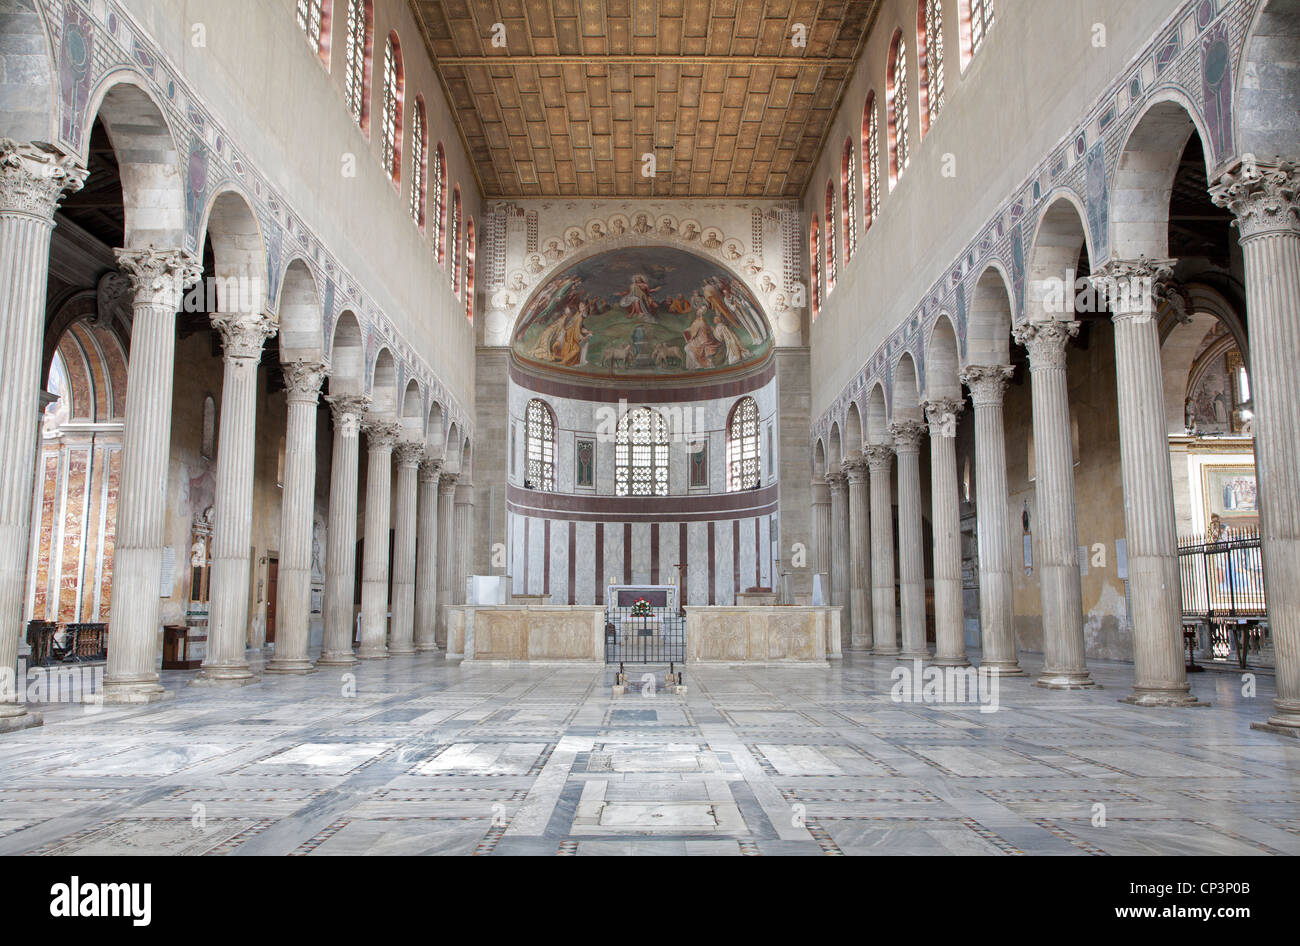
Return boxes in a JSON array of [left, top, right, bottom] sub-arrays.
[[630, 598, 653, 618]]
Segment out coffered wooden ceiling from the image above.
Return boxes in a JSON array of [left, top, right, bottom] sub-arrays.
[[408, 1, 880, 199]]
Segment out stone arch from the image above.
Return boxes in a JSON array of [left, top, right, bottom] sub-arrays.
[[844, 401, 864, 457], [328, 310, 364, 394], [1160, 283, 1251, 436], [43, 314, 129, 424], [276, 257, 323, 363], [864, 382, 890, 445], [1111, 94, 1212, 261], [83, 71, 186, 247], [967, 262, 1016, 366], [400, 378, 424, 437], [924, 313, 962, 400], [369, 347, 398, 416], [445, 422, 460, 471], [891, 352, 922, 422], [813, 437, 827, 479], [428, 401, 446, 455], [198, 186, 269, 313], [1026, 193, 1093, 321], [1235, 0, 1300, 160], [1, 0, 56, 142], [460, 438, 473, 481], [828, 421, 843, 471]]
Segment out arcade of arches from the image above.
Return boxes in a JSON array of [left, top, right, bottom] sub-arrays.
[[0, 0, 1297, 857]]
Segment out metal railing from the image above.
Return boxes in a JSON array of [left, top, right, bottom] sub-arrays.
[[604, 603, 686, 665], [1177, 527, 1268, 667]]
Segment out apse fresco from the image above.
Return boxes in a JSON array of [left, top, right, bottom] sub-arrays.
[[512, 247, 772, 378]]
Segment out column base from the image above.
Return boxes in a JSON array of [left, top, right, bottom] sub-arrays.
[[387, 645, 416, 656], [264, 658, 318, 674], [980, 661, 1026, 676], [356, 649, 389, 660], [1120, 687, 1207, 708], [871, 645, 900, 656], [100, 680, 173, 704], [414, 642, 440, 653], [1034, 670, 1099, 689], [899, 649, 930, 660], [931, 655, 971, 668], [0, 707, 43, 731], [316, 651, 358, 666], [1252, 699, 1300, 737], [189, 665, 261, 688]]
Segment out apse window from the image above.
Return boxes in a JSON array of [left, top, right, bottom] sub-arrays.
[[727, 397, 761, 492], [525, 398, 555, 491], [343, 0, 371, 132], [960, 0, 995, 71], [615, 407, 669, 497]]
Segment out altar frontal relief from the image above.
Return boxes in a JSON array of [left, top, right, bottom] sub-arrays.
[[512, 247, 772, 378]]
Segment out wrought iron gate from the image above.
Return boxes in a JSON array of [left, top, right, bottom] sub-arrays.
[[604, 602, 686, 665]]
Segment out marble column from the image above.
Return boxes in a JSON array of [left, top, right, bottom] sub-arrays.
[[103, 247, 202, 704], [414, 456, 441, 651], [810, 478, 832, 602], [0, 141, 86, 726], [924, 398, 968, 667], [827, 470, 850, 625], [388, 440, 423, 655], [1091, 259, 1200, 706], [1210, 158, 1300, 733], [866, 445, 899, 655], [195, 312, 277, 685], [435, 472, 458, 647], [892, 420, 929, 659], [453, 481, 475, 605], [844, 456, 873, 650], [318, 394, 369, 666], [358, 420, 400, 659], [1013, 319, 1095, 688], [960, 364, 1023, 675], [266, 362, 325, 674]]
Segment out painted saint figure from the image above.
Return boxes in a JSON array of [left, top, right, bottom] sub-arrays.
[[713, 316, 745, 365], [619, 274, 661, 321], [684, 311, 721, 369]]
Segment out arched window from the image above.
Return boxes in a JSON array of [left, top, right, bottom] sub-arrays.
[[862, 91, 881, 230], [524, 399, 555, 491], [615, 407, 669, 497], [810, 216, 821, 322], [296, 0, 331, 66], [726, 397, 761, 492], [343, 0, 372, 133], [433, 143, 446, 265], [451, 186, 462, 296], [379, 32, 403, 183], [824, 181, 837, 292], [841, 140, 857, 263], [919, 0, 945, 136], [410, 97, 426, 228], [959, 0, 995, 70], [887, 30, 910, 188], [464, 217, 475, 322]]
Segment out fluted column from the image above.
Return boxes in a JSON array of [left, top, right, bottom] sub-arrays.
[[810, 478, 832, 601], [1092, 259, 1200, 706], [195, 312, 277, 685], [266, 362, 325, 674], [892, 420, 929, 659], [844, 456, 873, 650], [866, 445, 898, 655], [318, 393, 369, 666], [358, 419, 399, 659], [103, 247, 202, 703], [435, 472, 458, 646], [1013, 319, 1095, 688], [961, 364, 1023, 674], [0, 141, 86, 725], [827, 470, 849, 625], [388, 440, 423, 655], [453, 481, 475, 605], [1211, 158, 1300, 733], [924, 398, 968, 667], [414, 456, 441, 651]]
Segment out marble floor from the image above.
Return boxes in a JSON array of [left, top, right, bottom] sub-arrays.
[[1, 652, 1297, 856]]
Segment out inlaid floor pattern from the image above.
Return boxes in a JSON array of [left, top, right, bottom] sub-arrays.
[[1, 653, 1297, 856]]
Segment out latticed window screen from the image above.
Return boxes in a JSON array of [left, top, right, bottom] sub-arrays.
[[824, 181, 836, 291], [433, 145, 445, 264], [971, 0, 995, 56], [525, 399, 554, 491], [344, 0, 368, 126], [727, 398, 761, 492], [410, 104, 425, 225], [895, 40, 911, 174], [451, 191, 461, 296], [842, 142, 857, 262], [925, 0, 946, 127], [865, 100, 881, 222], [296, 0, 322, 54], [615, 408, 669, 497], [380, 36, 400, 179]]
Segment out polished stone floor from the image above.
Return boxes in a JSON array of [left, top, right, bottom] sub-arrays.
[[1, 651, 1297, 855]]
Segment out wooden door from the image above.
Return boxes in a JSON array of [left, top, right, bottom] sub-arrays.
[[266, 556, 279, 644]]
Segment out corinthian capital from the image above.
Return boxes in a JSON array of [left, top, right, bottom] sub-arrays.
[[283, 361, 326, 402], [864, 443, 895, 472], [419, 455, 442, 483], [826, 468, 847, 490], [394, 440, 426, 467], [439, 471, 459, 490], [842, 454, 869, 484], [889, 419, 928, 452], [961, 364, 1015, 406], [0, 140, 88, 218], [211, 311, 277, 361], [363, 419, 402, 450], [922, 396, 965, 436], [1013, 318, 1079, 369], [114, 246, 202, 311], [326, 393, 371, 436], [1209, 155, 1300, 241]]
